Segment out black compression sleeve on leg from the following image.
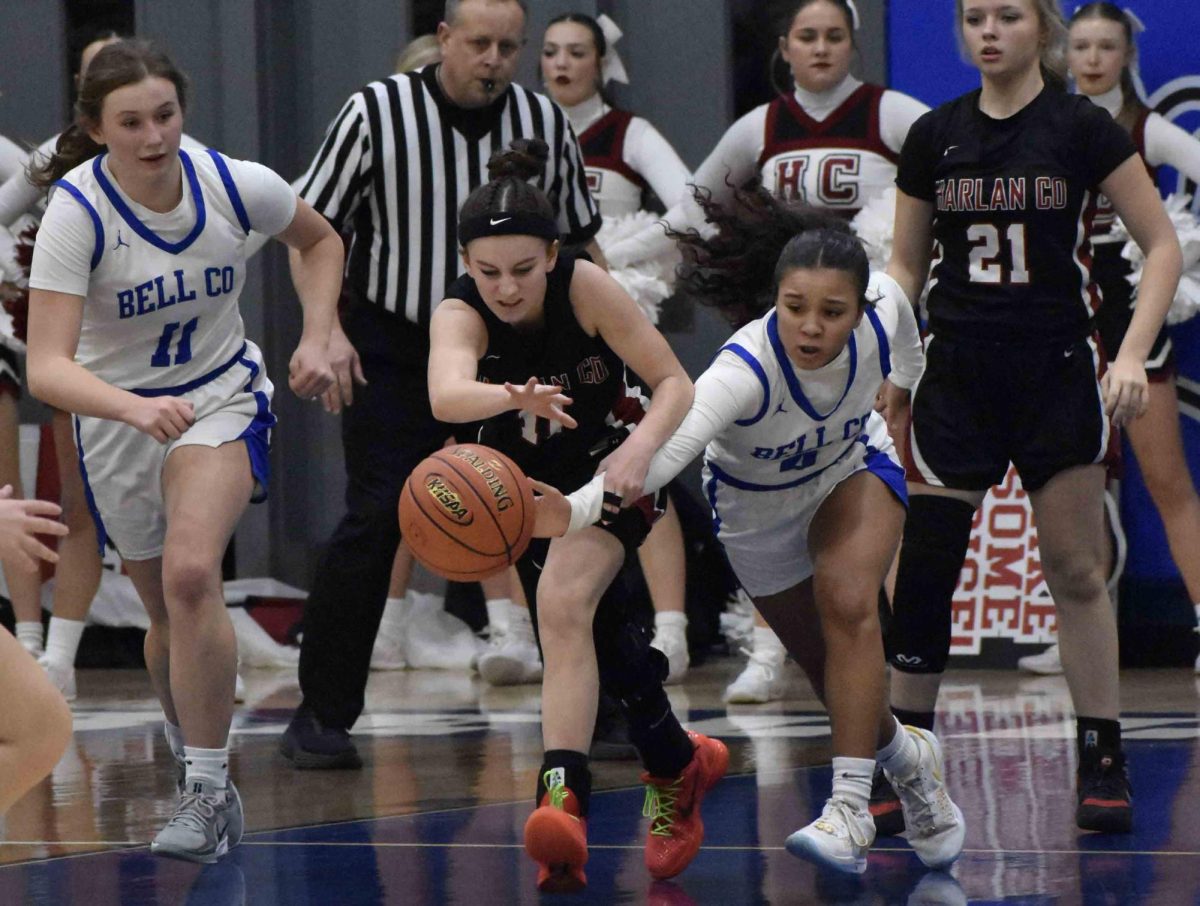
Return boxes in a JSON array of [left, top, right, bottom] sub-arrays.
[[887, 495, 977, 675]]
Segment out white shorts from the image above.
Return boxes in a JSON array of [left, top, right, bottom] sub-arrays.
[[75, 341, 275, 561], [703, 439, 907, 599]]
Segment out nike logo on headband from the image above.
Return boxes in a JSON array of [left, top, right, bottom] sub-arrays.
[[490, 217, 511, 226]]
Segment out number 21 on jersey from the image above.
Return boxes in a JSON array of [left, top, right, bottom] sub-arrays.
[[968, 223, 1030, 284]]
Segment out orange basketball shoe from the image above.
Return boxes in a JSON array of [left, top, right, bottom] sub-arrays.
[[641, 731, 729, 880], [524, 772, 589, 893]]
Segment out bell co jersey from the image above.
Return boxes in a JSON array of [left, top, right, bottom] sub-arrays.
[[758, 83, 900, 215], [30, 149, 296, 390], [578, 109, 650, 218], [447, 252, 648, 491], [897, 87, 1137, 343], [700, 272, 920, 524]]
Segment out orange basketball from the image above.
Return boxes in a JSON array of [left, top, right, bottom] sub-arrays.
[[399, 444, 536, 582]]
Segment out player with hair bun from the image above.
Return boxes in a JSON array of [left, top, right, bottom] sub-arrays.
[[429, 138, 726, 893]]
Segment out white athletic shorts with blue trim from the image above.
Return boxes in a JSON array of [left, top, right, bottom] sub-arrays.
[[74, 339, 275, 561], [703, 436, 907, 599]]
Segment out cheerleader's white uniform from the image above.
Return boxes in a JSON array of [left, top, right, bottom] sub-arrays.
[[29, 148, 296, 559], [569, 272, 923, 597]]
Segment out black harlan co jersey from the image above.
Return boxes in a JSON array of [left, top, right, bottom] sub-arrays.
[[448, 252, 649, 492], [897, 87, 1137, 344]]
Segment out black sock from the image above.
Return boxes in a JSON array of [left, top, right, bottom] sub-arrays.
[[537, 750, 592, 817], [624, 686, 694, 778], [892, 707, 936, 732], [1077, 717, 1122, 760]]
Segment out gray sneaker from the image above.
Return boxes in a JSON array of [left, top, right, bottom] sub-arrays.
[[151, 779, 244, 863]]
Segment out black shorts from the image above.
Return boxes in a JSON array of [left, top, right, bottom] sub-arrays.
[[902, 331, 1116, 493], [1092, 242, 1173, 381]]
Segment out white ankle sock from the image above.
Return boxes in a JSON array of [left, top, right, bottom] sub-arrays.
[[183, 745, 229, 792], [44, 617, 85, 667], [831, 756, 875, 812], [876, 718, 920, 779], [752, 625, 785, 661], [15, 621, 43, 654], [654, 611, 688, 633], [378, 594, 414, 633], [506, 601, 535, 643], [485, 597, 512, 633], [164, 720, 187, 763]]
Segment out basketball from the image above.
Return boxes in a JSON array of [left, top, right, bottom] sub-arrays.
[[399, 444, 537, 582]]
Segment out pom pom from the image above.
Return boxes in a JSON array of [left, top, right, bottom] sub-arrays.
[[1113, 193, 1200, 325], [850, 187, 897, 273], [596, 210, 681, 324]]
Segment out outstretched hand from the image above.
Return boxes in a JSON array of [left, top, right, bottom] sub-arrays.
[[505, 378, 577, 429], [0, 485, 67, 571]]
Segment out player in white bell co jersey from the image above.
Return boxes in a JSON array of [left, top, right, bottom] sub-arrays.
[[604, 0, 929, 706], [533, 190, 965, 876], [24, 41, 345, 864]]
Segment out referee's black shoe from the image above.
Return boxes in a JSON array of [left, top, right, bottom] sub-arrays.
[[1076, 749, 1132, 833], [280, 703, 363, 769]]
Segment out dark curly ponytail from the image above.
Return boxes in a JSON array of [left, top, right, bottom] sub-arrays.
[[669, 186, 870, 329]]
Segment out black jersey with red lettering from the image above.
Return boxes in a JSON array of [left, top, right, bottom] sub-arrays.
[[446, 251, 648, 490], [759, 83, 898, 215], [897, 87, 1136, 343]]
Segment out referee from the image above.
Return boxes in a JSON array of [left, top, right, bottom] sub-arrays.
[[281, 0, 602, 767]]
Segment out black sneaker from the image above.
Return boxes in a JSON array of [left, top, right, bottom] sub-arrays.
[[590, 690, 638, 761], [869, 764, 905, 836], [279, 704, 363, 769], [1076, 749, 1132, 833]]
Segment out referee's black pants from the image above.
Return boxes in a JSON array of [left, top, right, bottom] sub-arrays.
[[297, 300, 450, 730]]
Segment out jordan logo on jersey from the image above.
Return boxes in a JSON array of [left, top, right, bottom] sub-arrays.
[[112, 229, 130, 251]]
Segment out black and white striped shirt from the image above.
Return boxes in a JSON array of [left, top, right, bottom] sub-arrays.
[[298, 65, 601, 325]]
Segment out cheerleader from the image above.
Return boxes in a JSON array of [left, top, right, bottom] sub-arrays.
[[884, 0, 1181, 834], [541, 12, 694, 682], [25, 40, 344, 861], [537, 189, 966, 876], [615, 0, 929, 706]]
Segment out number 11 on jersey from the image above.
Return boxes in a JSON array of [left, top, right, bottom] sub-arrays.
[[151, 317, 199, 367]]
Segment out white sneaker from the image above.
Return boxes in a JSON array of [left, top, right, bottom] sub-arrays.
[[477, 628, 542, 686], [651, 624, 689, 685], [370, 624, 407, 670], [723, 650, 786, 704], [1017, 643, 1063, 676], [785, 797, 875, 874], [38, 655, 77, 702], [402, 595, 482, 670], [885, 727, 966, 869]]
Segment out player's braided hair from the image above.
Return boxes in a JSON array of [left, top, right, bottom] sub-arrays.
[[31, 40, 189, 189], [668, 185, 871, 329], [1069, 3, 1149, 133], [459, 139, 556, 225]]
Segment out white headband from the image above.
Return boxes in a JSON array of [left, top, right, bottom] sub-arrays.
[[1122, 7, 1146, 34], [845, 0, 862, 30], [597, 14, 629, 86]]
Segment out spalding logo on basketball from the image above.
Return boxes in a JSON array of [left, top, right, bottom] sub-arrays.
[[399, 444, 536, 582]]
